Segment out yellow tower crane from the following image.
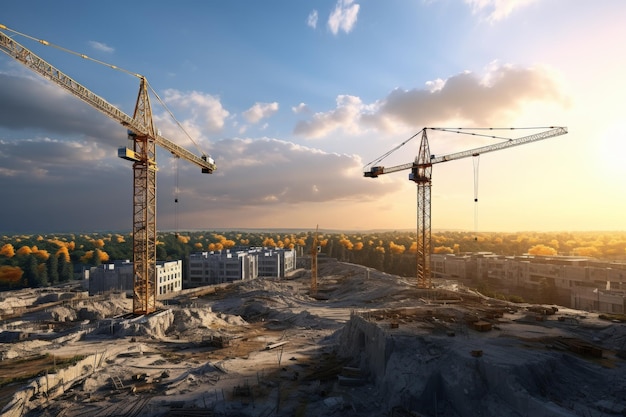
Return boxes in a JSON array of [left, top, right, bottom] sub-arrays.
[[364, 126, 568, 289], [0, 24, 217, 315]]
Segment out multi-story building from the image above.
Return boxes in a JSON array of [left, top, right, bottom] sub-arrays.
[[432, 253, 626, 314], [186, 247, 297, 288], [87, 260, 183, 297]]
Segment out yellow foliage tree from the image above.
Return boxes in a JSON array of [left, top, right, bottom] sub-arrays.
[[573, 246, 600, 258], [389, 242, 405, 254], [223, 239, 236, 249], [263, 237, 277, 247], [0, 243, 15, 258], [97, 249, 110, 263], [80, 251, 93, 263], [194, 242, 203, 249], [0, 265, 23, 284], [528, 244, 557, 256], [56, 246, 70, 262], [433, 246, 454, 254], [33, 248, 50, 260], [339, 237, 354, 250], [17, 246, 32, 256]]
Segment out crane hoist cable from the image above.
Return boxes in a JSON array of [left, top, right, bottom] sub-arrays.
[[473, 155, 480, 239], [1, 23, 206, 158], [174, 155, 180, 237]]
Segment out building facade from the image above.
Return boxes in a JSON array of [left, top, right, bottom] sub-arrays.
[[88, 260, 183, 297], [432, 253, 626, 314], [186, 247, 297, 288]]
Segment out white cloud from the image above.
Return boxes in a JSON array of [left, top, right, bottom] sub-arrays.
[[307, 10, 318, 29], [376, 65, 569, 128], [202, 137, 391, 206], [293, 95, 365, 138], [243, 102, 279, 124], [293, 64, 568, 139], [163, 89, 229, 132], [328, 0, 360, 35], [464, 0, 539, 22], [88, 41, 114, 53], [292, 103, 309, 114]]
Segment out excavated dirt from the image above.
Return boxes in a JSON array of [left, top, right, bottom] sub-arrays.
[[0, 261, 625, 417]]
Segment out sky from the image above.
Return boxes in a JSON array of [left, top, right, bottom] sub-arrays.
[[0, 0, 625, 234]]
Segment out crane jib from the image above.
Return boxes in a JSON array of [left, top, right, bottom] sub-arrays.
[[363, 127, 567, 177], [0, 27, 216, 174]]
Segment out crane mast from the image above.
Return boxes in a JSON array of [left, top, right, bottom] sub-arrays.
[[0, 25, 217, 315], [365, 126, 567, 289]]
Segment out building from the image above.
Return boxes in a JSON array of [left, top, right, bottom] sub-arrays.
[[88, 260, 183, 297], [432, 252, 626, 314], [186, 247, 297, 288]]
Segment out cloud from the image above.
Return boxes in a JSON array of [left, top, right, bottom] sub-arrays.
[[0, 73, 122, 140], [88, 41, 114, 53], [0, 137, 110, 182], [160, 136, 404, 231], [464, 0, 539, 22], [307, 10, 319, 29], [181, 137, 396, 208], [242, 102, 279, 124], [162, 89, 230, 132], [328, 0, 360, 35], [293, 95, 365, 138], [293, 64, 568, 138], [292, 103, 309, 114], [375, 64, 569, 128]]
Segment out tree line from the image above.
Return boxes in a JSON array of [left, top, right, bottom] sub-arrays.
[[1, 230, 626, 289]]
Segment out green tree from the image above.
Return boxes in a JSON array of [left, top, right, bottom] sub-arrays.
[[46, 253, 59, 285], [58, 256, 73, 282], [22, 255, 46, 287]]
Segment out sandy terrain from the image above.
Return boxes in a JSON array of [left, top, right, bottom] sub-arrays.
[[0, 261, 625, 416]]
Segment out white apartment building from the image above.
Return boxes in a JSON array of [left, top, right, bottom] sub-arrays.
[[88, 260, 183, 297], [186, 247, 297, 288], [432, 253, 626, 314]]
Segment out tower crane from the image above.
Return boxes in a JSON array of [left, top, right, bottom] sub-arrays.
[[364, 126, 568, 289], [0, 25, 217, 315]]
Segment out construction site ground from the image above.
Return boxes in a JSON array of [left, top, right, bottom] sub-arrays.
[[0, 261, 625, 416]]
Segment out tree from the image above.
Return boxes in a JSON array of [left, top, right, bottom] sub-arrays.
[[58, 255, 73, 282], [46, 253, 60, 285], [0, 265, 23, 288], [528, 244, 557, 256], [23, 255, 44, 287], [0, 243, 15, 258]]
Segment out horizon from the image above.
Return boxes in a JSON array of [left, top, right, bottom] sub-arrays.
[[4, 228, 626, 237]]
